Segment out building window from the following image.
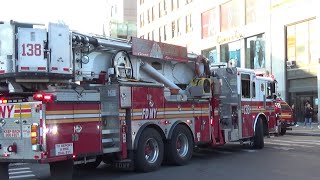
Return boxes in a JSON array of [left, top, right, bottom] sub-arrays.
[[177, 18, 181, 35], [220, 40, 241, 67], [245, 0, 264, 25], [201, 8, 217, 39], [140, 14, 143, 27], [159, 3, 161, 18], [171, 0, 176, 11], [220, 0, 241, 32], [245, 34, 265, 69], [140, 0, 144, 5], [186, 14, 192, 33], [159, 27, 162, 42], [164, 25, 167, 41], [152, 7, 155, 21], [177, 0, 179, 8], [286, 19, 318, 66], [202, 47, 217, 65], [172, 21, 175, 38], [147, 9, 150, 23]]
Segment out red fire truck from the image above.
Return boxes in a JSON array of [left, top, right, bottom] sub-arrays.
[[0, 21, 291, 179]]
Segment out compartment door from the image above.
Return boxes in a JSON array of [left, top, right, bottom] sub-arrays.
[[48, 23, 72, 74], [0, 23, 14, 74], [18, 28, 47, 72]]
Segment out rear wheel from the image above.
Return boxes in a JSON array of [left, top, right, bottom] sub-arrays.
[[135, 128, 164, 172], [0, 162, 9, 180], [250, 118, 264, 149], [166, 125, 193, 165]]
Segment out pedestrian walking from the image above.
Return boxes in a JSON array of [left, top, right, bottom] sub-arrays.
[[304, 103, 313, 129]]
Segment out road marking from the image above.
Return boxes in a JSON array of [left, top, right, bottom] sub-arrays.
[[9, 166, 36, 179], [271, 147, 294, 151], [9, 174, 36, 179], [265, 141, 314, 148], [9, 171, 33, 175], [9, 168, 30, 171], [267, 139, 320, 146], [241, 149, 258, 153]]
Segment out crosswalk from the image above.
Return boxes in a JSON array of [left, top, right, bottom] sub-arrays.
[[9, 167, 35, 179], [265, 136, 320, 150]]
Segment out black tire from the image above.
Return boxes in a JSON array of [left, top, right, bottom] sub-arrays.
[[250, 118, 264, 149], [135, 128, 164, 172], [0, 163, 9, 180], [166, 125, 193, 165], [50, 160, 74, 180]]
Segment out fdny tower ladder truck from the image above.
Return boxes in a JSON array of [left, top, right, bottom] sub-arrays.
[[0, 21, 292, 179]]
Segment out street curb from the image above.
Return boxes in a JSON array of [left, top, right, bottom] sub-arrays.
[[286, 132, 320, 137]]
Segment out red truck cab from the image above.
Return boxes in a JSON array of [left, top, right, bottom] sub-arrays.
[[275, 98, 294, 135]]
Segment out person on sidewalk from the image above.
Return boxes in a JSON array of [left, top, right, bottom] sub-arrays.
[[304, 103, 313, 129]]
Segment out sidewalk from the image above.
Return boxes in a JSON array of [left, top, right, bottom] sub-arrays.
[[286, 122, 320, 137]]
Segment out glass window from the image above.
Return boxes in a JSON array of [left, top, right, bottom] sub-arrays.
[[287, 25, 296, 61], [186, 14, 192, 32], [202, 47, 217, 65], [241, 74, 251, 98], [220, 0, 241, 32], [177, 18, 181, 35], [309, 20, 319, 63], [286, 19, 317, 66], [201, 8, 217, 39], [152, 7, 155, 21], [245, 34, 265, 69], [252, 81, 256, 98], [245, 0, 265, 25], [172, 21, 175, 38], [164, 25, 167, 41], [220, 41, 241, 67], [295, 21, 308, 64]]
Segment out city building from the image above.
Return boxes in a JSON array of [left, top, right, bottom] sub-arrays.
[[270, 0, 319, 122], [137, 0, 319, 122], [106, 0, 137, 38]]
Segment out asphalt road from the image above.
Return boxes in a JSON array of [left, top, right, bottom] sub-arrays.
[[8, 135, 320, 180]]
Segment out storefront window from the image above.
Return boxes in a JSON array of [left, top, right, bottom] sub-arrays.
[[220, 40, 241, 67], [202, 47, 217, 65], [286, 19, 318, 66], [245, 34, 265, 69]]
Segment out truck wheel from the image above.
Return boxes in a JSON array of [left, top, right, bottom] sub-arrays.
[[135, 128, 164, 172], [166, 125, 193, 165], [250, 118, 264, 149], [0, 162, 9, 180], [50, 160, 74, 180]]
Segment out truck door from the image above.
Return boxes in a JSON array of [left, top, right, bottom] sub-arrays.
[[240, 73, 252, 138], [18, 28, 47, 72]]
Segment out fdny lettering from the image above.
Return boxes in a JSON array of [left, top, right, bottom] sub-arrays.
[[0, 105, 15, 118], [142, 108, 158, 119]]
